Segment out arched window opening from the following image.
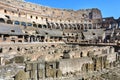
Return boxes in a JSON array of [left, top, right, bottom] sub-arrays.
[[60, 23, 64, 29], [9, 47, 12, 51], [80, 52, 83, 57], [56, 23, 60, 29], [4, 10, 7, 13], [81, 24, 84, 30], [51, 23, 55, 29], [5, 15, 10, 19], [47, 23, 51, 28], [7, 20, 13, 24], [27, 23, 32, 27], [21, 22, 26, 27], [0, 48, 2, 53], [77, 24, 80, 30], [89, 24, 92, 29], [43, 25, 47, 28], [36, 16, 38, 19], [14, 21, 20, 25], [64, 24, 68, 29], [33, 23, 37, 27], [38, 24, 42, 28], [30, 15, 32, 18], [84, 24, 87, 29], [69, 24, 72, 29], [0, 18, 5, 23]]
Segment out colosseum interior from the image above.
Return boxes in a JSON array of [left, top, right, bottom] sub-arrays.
[[0, 0, 120, 80]]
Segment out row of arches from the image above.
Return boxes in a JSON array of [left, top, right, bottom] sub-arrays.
[[0, 18, 13, 24], [0, 18, 99, 30]]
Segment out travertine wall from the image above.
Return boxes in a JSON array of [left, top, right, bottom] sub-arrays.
[[0, 0, 102, 27]]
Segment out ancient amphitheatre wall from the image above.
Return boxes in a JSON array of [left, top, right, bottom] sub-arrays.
[[0, 0, 102, 25]]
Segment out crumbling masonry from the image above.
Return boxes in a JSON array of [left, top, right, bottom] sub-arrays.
[[0, 0, 120, 80]]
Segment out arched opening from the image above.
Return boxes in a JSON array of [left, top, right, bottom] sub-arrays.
[[77, 24, 80, 30], [0, 48, 3, 53], [64, 24, 68, 29], [69, 24, 72, 29], [81, 24, 84, 30], [56, 23, 60, 29], [5, 15, 10, 19], [7, 20, 13, 24], [27, 23, 32, 27], [84, 24, 87, 29], [21, 22, 26, 27], [60, 23, 64, 29], [47, 22, 51, 28], [18, 40, 22, 43], [51, 23, 55, 29], [33, 23, 37, 28], [9, 47, 12, 51], [33, 21, 37, 28], [4, 10, 7, 13], [14, 21, 20, 25], [11, 40, 15, 43], [43, 25, 47, 28], [89, 24, 92, 29], [80, 52, 83, 57], [38, 24, 42, 28], [73, 24, 77, 30], [17, 47, 20, 51], [0, 18, 5, 23]]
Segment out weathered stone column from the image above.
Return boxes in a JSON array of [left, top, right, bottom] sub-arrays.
[[31, 37, 33, 42], [28, 36, 30, 42], [23, 36, 25, 42], [38, 62, 45, 80]]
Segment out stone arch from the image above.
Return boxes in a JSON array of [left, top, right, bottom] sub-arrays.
[[0, 18, 5, 23], [64, 24, 68, 29], [73, 24, 77, 30], [5, 15, 10, 19], [93, 24, 96, 29], [30, 35, 36, 42], [47, 22, 51, 28], [14, 21, 20, 25], [80, 52, 83, 57], [60, 23, 64, 29], [38, 24, 42, 28], [56, 23, 60, 29], [69, 24, 73, 29], [77, 24, 81, 30], [85, 63, 89, 72], [7, 20, 13, 24], [0, 48, 3, 53], [87, 52, 91, 57], [43, 25, 47, 28], [9, 47, 13, 51], [21, 22, 26, 27], [88, 24, 92, 29], [51, 23, 56, 29], [17, 47, 21, 51], [33, 23, 37, 28], [27, 23, 32, 27], [84, 24, 87, 29], [80, 24, 84, 30]]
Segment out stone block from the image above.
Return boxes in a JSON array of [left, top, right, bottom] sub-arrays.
[[14, 70, 29, 80]]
